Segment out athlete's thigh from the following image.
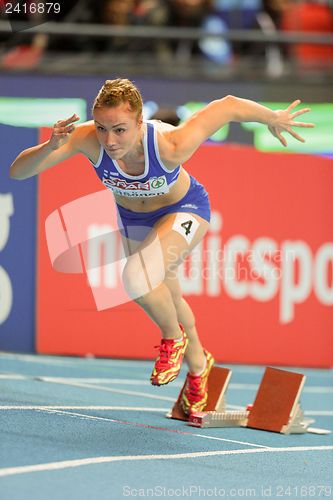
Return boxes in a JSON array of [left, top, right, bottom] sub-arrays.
[[120, 234, 142, 257], [121, 212, 209, 292], [137, 211, 210, 274], [155, 211, 210, 255], [122, 212, 209, 257]]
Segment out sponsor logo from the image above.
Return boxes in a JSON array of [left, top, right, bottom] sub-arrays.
[[102, 175, 168, 197], [180, 203, 198, 210], [151, 177, 165, 189]]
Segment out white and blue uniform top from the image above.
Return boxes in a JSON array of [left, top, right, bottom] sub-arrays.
[[92, 121, 180, 198]]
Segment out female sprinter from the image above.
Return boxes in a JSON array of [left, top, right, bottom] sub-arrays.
[[10, 79, 314, 415]]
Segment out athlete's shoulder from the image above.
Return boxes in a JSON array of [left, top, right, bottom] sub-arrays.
[[148, 120, 180, 170], [73, 120, 96, 139], [148, 119, 176, 134], [71, 120, 99, 159]]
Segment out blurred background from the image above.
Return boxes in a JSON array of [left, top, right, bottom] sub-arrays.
[[1, 0, 333, 82], [0, 0, 332, 368]]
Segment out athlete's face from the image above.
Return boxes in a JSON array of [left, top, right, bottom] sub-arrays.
[[93, 103, 142, 160]]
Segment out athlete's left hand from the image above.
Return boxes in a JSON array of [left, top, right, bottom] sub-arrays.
[[268, 100, 315, 147]]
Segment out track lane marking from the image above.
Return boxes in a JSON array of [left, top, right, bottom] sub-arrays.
[[1, 374, 332, 393], [1, 406, 332, 417], [0, 406, 169, 411], [38, 408, 270, 449], [35, 378, 176, 402], [1, 446, 333, 478]]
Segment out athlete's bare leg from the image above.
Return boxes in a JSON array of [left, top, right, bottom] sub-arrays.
[[163, 273, 206, 374], [121, 212, 209, 372]]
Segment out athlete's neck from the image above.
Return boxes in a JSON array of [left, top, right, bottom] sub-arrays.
[[121, 124, 145, 166]]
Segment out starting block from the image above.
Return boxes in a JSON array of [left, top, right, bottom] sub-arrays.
[[168, 366, 331, 435], [167, 366, 232, 421], [245, 367, 313, 434], [168, 365, 249, 427]]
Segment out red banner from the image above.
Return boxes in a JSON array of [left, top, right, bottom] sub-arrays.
[[36, 130, 333, 367]]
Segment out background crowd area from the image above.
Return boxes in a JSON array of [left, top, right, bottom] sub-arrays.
[[0, 0, 333, 74]]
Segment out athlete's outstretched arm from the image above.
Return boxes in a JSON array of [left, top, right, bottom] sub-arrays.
[[160, 97, 314, 166], [10, 114, 80, 180]]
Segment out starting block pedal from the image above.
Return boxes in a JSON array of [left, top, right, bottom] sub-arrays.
[[246, 367, 314, 434], [167, 366, 231, 421]]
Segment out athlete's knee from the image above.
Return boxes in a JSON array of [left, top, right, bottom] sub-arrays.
[[122, 250, 166, 298], [169, 286, 183, 308], [122, 254, 148, 299], [164, 275, 183, 308]]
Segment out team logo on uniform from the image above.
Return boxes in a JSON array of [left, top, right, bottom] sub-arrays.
[[151, 177, 166, 189]]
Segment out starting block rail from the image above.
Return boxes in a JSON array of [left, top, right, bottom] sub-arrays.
[[189, 410, 249, 428]]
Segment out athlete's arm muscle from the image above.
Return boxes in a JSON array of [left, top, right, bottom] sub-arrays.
[[157, 96, 314, 168], [10, 115, 94, 180]]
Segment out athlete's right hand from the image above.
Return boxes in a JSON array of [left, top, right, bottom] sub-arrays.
[[48, 113, 80, 150]]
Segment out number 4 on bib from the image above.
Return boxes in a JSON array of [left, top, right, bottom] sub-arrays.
[[172, 213, 200, 245], [181, 220, 193, 236]]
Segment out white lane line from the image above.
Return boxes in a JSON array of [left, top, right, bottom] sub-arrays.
[[1, 446, 332, 478], [0, 375, 182, 387], [0, 405, 270, 449], [0, 354, 150, 368], [303, 387, 333, 394], [32, 378, 176, 402], [1, 406, 332, 418], [191, 434, 269, 449], [0, 406, 169, 411], [1, 375, 331, 413], [37, 408, 270, 450], [211, 384, 333, 394], [0, 374, 28, 380], [1, 354, 332, 378], [31, 379, 248, 410], [305, 411, 333, 416], [2, 375, 332, 394]]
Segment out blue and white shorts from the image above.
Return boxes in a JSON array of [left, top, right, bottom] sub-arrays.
[[116, 175, 211, 241]]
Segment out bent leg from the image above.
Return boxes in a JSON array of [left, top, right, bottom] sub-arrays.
[[121, 212, 209, 341], [163, 273, 206, 374]]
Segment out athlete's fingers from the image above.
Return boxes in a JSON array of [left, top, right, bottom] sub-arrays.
[[288, 129, 305, 142], [61, 114, 79, 125], [64, 124, 76, 133], [268, 125, 277, 137], [290, 121, 315, 128], [68, 113, 80, 124], [277, 131, 287, 147], [291, 108, 311, 118], [287, 99, 301, 112], [54, 123, 76, 134], [54, 114, 79, 128], [54, 132, 70, 138]]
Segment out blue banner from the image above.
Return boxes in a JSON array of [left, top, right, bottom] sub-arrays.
[[0, 124, 38, 352]]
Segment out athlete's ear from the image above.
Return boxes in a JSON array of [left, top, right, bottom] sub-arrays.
[[137, 114, 143, 126]]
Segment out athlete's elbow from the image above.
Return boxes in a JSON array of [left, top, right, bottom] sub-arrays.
[[217, 95, 239, 121], [9, 164, 32, 180], [10, 173, 29, 180], [9, 166, 23, 180], [220, 94, 237, 104]]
